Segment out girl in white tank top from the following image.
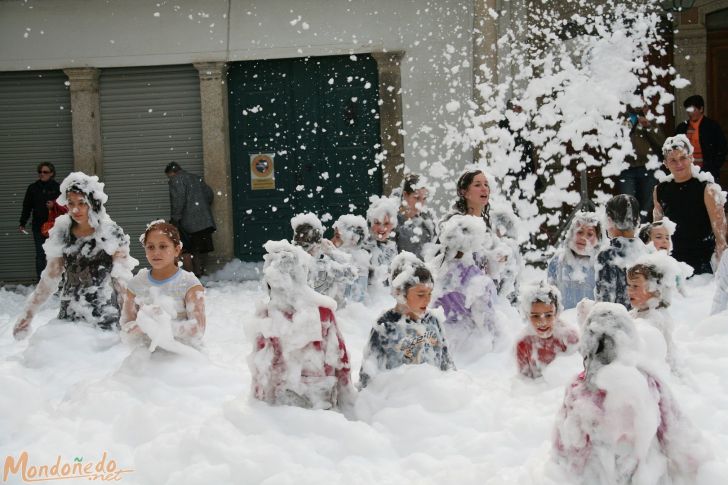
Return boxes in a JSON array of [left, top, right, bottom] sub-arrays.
[[121, 220, 206, 350]]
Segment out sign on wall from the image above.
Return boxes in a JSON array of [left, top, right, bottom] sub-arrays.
[[250, 153, 275, 190]]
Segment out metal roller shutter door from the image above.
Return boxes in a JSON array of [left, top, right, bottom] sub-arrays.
[[99, 65, 204, 265], [0, 71, 73, 284]]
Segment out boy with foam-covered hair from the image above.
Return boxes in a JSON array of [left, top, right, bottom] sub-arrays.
[[627, 253, 693, 371], [359, 252, 455, 389], [515, 282, 579, 379], [594, 194, 648, 309]]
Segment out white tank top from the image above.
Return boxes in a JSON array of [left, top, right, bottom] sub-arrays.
[[127, 268, 202, 320]]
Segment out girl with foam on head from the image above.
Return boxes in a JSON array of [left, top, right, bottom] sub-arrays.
[[120, 220, 206, 351], [247, 240, 354, 411], [13, 172, 137, 339], [359, 252, 455, 389], [547, 212, 603, 310], [429, 214, 500, 361], [638, 218, 675, 254], [515, 282, 579, 379]]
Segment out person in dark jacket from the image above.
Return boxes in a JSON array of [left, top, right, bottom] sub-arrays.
[[165, 162, 215, 277], [18, 162, 62, 280], [618, 104, 666, 222], [675, 95, 727, 183]]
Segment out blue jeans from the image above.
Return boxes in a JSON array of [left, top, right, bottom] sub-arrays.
[[617, 166, 657, 223]]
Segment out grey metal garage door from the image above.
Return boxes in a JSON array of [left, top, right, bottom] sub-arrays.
[[0, 70, 73, 284], [99, 64, 204, 265]]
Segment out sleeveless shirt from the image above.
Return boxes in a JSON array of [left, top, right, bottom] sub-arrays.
[[655, 177, 714, 269]]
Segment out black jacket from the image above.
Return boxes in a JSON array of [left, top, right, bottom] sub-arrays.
[[676, 116, 727, 180], [19, 179, 61, 228]]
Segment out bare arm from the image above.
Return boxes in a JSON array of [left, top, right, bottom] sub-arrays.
[[652, 186, 663, 221], [120, 289, 139, 332], [13, 257, 64, 339], [111, 249, 136, 311], [705, 184, 727, 260], [181, 285, 206, 338]]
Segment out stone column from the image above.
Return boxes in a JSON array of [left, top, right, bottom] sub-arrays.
[[63, 68, 103, 175], [372, 51, 405, 194], [472, 0, 499, 163], [194, 62, 234, 263]]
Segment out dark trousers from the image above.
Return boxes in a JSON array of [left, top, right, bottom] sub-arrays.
[[617, 166, 657, 223], [31, 226, 47, 281]]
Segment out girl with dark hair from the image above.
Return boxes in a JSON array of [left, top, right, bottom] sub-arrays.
[[394, 174, 436, 259], [13, 172, 137, 339], [440, 169, 492, 231], [439, 169, 512, 289], [18, 162, 63, 280]]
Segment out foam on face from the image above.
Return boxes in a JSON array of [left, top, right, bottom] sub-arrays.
[[439, 214, 489, 255], [57, 172, 109, 229], [519, 281, 563, 318], [388, 251, 430, 295], [333, 214, 369, 248], [628, 251, 693, 307], [366, 195, 400, 227]]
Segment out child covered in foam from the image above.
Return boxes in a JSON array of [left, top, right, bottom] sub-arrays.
[[515, 282, 579, 379], [553, 303, 711, 484], [430, 214, 500, 360], [247, 240, 354, 411], [359, 252, 455, 389], [365, 195, 400, 289], [547, 212, 603, 310], [13, 172, 137, 339], [291, 212, 356, 308], [626, 253, 693, 372], [638, 218, 676, 253], [331, 214, 370, 303], [595, 195, 648, 309], [121, 220, 205, 354]]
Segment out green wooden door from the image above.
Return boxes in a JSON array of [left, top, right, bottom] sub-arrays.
[[228, 55, 382, 260]]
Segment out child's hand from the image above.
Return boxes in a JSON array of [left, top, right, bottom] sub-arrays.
[[121, 320, 142, 334], [13, 315, 32, 340]]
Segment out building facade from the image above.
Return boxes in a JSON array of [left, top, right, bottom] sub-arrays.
[[0, 0, 503, 282]]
